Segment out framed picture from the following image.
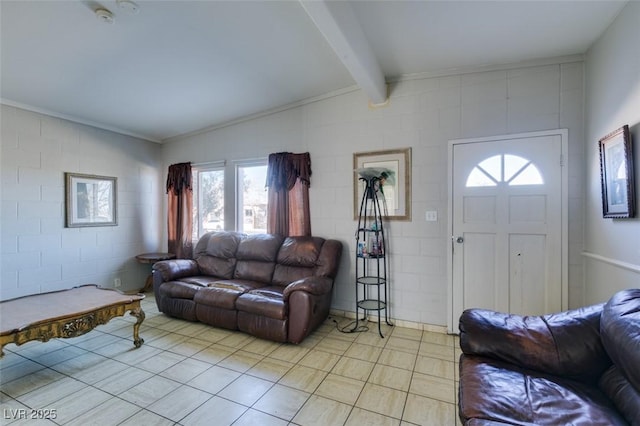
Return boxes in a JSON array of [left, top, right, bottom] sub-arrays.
[[353, 148, 411, 221], [599, 125, 635, 218], [65, 173, 118, 227]]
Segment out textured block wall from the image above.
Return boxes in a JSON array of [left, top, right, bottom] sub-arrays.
[[163, 61, 586, 327], [1, 105, 163, 299]]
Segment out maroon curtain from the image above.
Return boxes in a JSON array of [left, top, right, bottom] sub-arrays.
[[266, 152, 311, 236], [166, 162, 193, 259]]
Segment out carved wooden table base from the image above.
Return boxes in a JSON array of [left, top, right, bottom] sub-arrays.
[[0, 285, 145, 357]]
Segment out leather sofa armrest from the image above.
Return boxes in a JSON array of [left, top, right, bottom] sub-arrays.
[[459, 303, 611, 383], [152, 259, 199, 282], [283, 276, 333, 301]]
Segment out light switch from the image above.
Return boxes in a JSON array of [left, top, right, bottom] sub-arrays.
[[425, 210, 438, 221]]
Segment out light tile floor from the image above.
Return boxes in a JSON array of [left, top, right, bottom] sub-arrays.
[[0, 294, 462, 425]]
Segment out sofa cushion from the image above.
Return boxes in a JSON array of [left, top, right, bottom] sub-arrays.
[[233, 234, 283, 283], [459, 303, 610, 384], [272, 264, 314, 287], [270, 237, 321, 286], [194, 286, 243, 310], [181, 276, 224, 287], [277, 237, 322, 267], [159, 281, 203, 299], [600, 289, 640, 414], [599, 365, 640, 425], [236, 286, 286, 320], [196, 257, 237, 280], [195, 231, 244, 258], [601, 289, 640, 390], [194, 280, 265, 309], [459, 355, 628, 426], [315, 239, 343, 278], [236, 234, 283, 262], [194, 231, 243, 278], [208, 280, 264, 292], [234, 260, 277, 284]]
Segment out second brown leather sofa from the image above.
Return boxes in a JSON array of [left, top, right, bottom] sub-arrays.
[[458, 288, 640, 425]]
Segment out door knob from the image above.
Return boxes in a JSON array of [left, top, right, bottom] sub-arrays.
[[456, 236, 464, 243]]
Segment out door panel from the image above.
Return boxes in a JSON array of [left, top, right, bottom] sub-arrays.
[[509, 233, 547, 315], [463, 233, 498, 311], [464, 196, 496, 224], [451, 133, 565, 326], [509, 195, 546, 224]]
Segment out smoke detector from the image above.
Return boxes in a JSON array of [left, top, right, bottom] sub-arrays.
[[95, 8, 114, 24], [117, 0, 140, 15]]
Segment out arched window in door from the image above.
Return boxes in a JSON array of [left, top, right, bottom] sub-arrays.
[[466, 154, 544, 187]]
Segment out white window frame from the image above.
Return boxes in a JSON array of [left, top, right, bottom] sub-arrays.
[[234, 159, 268, 233], [192, 161, 226, 240]]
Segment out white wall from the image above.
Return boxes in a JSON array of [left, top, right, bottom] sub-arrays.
[[1, 105, 163, 299], [163, 59, 585, 327], [583, 1, 640, 304]]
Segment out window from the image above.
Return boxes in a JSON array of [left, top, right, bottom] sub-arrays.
[[192, 160, 267, 239], [237, 163, 268, 234], [466, 154, 543, 187], [192, 165, 224, 240]]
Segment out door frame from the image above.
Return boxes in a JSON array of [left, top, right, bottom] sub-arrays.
[[446, 129, 569, 333]]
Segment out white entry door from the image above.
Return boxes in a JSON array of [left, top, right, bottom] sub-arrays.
[[449, 130, 567, 332]]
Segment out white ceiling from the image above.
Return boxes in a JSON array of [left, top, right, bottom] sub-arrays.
[[1, 0, 627, 143]]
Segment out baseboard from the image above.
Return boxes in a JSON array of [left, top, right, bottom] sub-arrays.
[[329, 308, 449, 335]]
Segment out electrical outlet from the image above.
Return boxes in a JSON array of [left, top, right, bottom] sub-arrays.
[[114, 278, 121, 288], [425, 210, 438, 221]]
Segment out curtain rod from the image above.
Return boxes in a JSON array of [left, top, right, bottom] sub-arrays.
[[231, 157, 268, 164], [191, 160, 226, 167]]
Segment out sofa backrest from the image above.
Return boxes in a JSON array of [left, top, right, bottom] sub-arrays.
[[193, 231, 342, 287], [601, 289, 640, 390], [314, 239, 342, 278], [233, 234, 284, 284], [459, 303, 612, 384], [272, 237, 342, 287], [194, 231, 244, 279], [599, 289, 640, 425]]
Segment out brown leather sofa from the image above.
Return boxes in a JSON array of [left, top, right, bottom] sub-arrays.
[[152, 231, 342, 344], [458, 289, 640, 425]]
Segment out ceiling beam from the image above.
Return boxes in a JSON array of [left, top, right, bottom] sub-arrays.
[[300, 0, 387, 105]]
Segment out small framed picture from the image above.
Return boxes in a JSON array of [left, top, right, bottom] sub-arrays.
[[65, 173, 118, 227], [599, 125, 635, 218]]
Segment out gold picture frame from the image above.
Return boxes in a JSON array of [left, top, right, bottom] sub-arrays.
[[65, 173, 118, 227], [353, 148, 411, 221]]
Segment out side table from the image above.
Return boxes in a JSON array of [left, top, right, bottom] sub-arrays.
[[136, 252, 175, 292]]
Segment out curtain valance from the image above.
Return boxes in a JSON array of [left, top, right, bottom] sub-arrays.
[[166, 162, 192, 195], [266, 152, 311, 191]]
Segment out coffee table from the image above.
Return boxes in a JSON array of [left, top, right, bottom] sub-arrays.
[[0, 285, 145, 357]]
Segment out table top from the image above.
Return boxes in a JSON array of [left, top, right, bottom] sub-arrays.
[[135, 252, 176, 263], [1, 285, 144, 335]]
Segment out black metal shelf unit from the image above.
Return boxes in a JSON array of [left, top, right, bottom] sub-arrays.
[[354, 175, 393, 338]]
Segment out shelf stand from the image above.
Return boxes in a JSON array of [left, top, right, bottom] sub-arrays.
[[354, 175, 393, 337]]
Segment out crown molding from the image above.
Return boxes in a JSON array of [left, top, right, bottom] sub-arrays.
[[162, 84, 361, 143], [0, 98, 161, 143], [387, 54, 585, 83]]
